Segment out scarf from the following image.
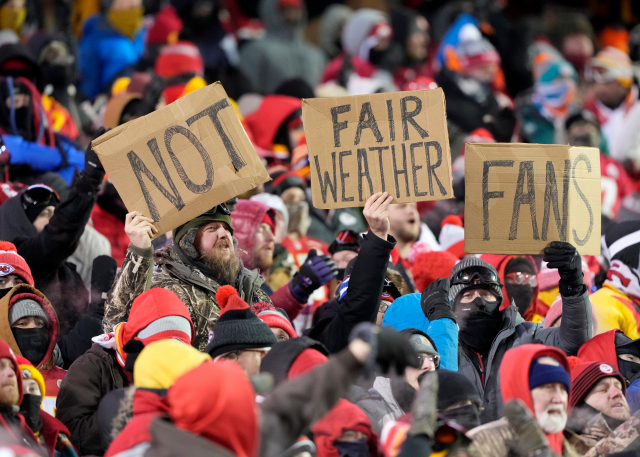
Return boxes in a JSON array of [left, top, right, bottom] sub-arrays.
[[605, 260, 640, 303]]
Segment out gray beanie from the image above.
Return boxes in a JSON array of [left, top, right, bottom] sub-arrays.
[[9, 298, 48, 326], [449, 257, 503, 306]]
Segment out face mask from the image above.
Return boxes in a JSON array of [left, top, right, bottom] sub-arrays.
[[505, 283, 533, 317], [618, 357, 640, 385], [442, 403, 481, 431], [0, 5, 25, 33], [19, 394, 42, 433], [334, 439, 369, 457], [107, 7, 143, 38], [12, 328, 49, 366], [457, 298, 502, 353]]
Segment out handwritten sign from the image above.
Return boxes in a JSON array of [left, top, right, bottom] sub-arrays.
[[92, 82, 270, 236], [302, 89, 453, 209], [465, 143, 601, 255]]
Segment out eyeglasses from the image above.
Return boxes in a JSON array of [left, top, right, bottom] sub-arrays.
[[451, 266, 500, 287], [378, 301, 391, 314], [505, 272, 537, 287], [219, 349, 267, 362], [417, 353, 440, 368]]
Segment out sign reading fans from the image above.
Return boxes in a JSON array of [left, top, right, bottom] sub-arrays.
[[302, 89, 454, 209], [464, 143, 601, 255], [92, 82, 270, 236]]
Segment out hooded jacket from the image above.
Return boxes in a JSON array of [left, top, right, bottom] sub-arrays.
[[231, 199, 277, 271], [78, 14, 145, 99], [312, 399, 380, 457], [458, 290, 592, 424], [481, 254, 539, 320], [238, 0, 325, 94], [243, 96, 302, 151], [577, 330, 620, 370], [468, 344, 576, 457], [0, 177, 101, 337], [57, 288, 192, 456], [104, 243, 274, 351], [0, 285, 66, 416]]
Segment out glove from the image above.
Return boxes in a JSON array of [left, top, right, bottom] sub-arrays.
[[350, 322, 420, 376], [83, 127, 106, 183], [504, 400, 554, 457], [420, 278, 455, 323], [88, 255, 117, 318], [543, 241, 583, 297], [289, 249, 338, 302], [408, 371, 438, 438]]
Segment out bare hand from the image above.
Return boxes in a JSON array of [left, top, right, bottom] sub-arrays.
[[363, 192, 393, 240], [125, 211, 158, 249]]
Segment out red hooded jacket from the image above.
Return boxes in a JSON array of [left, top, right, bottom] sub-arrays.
[[244, 95, 301, 151], [500, 344, 570, 455], [481, 254, 539, 320], [577, 330, 620, 370], [312, 399, 380, 457]]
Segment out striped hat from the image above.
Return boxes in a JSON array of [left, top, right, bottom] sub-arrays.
[[449, 256, 503, 306], [0, 241, 33, 286], [569, 361, 626, 410]]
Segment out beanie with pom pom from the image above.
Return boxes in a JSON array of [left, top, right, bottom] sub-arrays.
[[205, 286, 277, 358], [0, 241, 33, 286]]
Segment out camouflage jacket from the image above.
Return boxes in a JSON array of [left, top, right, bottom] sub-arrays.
[[103, 243, 272, 351], [468, 418, 579, 457], [581, 410, 640, 457]]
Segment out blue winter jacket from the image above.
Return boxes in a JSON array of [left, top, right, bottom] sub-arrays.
[[382, 293, 458, 371], [4, 134, 85, 185], [78, 14, 145, 99]]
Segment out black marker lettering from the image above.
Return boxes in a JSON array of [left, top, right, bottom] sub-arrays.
[[425, 141, 447, 196], [509, 161, 539, 241], [483, 160, 514, 240], [386, 99, 395, 142], [339, 150, 354, 202], [370, 146, 388, 193], [410, 142, 426, 197], [331, 105, 350, 148], [357, 148, 373, 202], [314, 152, 338, 204], [542, 160, 570, 241], [164, 126, 214, 194], [392, 144, 410, 198], [572, 154, 594, 246], [400, 95, 428, 141], [354, 102, 383, 145]]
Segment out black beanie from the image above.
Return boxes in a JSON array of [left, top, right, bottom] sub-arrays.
[[505, 257, 535, 275], [435, 369, 482, 410], [205, 286, 277, 358]]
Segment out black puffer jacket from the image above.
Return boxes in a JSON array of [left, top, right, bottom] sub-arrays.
[[0, 173, 101, 335]]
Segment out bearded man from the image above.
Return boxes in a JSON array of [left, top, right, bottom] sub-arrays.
[[104, 204, 274, 350]]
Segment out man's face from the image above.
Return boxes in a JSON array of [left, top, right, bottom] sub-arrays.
[[406, 16, 429, 61], [531, 379, 568, 434], [0, 358, 18, 406], [11, 316, 45, 329], [33, 206, 55, 233], [458, 288, 497, 304], [592, 79, 629, 109], [0, 274, 26, 290], [22, 378, 40, 396], [253, 223, 275, 273], [220, 349, 267, 377], [620, 354, 640, 364], [404, 352, 436, 390], [376, 298, 393, 325], [280, 187, 305, 204], [567, 121, 600, 147], [271, 327, 290, 342], [336, 430, 367, 442], [585, 377, 630, 421], [195, 221, 234, 262], [465, 63, 498, 84], [333, 250, 358, 270], [388, 203, 420, 243]]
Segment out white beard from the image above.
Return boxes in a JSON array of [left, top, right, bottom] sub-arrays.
[[536, 405, 567, 434]]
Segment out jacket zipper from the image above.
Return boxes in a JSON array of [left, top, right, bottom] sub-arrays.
[[474, 351, 485, 387]]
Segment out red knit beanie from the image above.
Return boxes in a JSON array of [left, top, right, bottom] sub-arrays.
[[412, 250, 459, 292], [288, 348, 328, 379], [0, 242, 34, 286], [155, 41, 204, 79], [147, 6, 183, 45]]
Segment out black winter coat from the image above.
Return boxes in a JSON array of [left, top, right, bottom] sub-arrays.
[[305, 231, 395, 353]]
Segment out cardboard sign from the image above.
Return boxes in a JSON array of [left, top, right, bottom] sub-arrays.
[[302, 89, 454, 209], [92, 82, 270, 236], [464, 143, 601, 255]]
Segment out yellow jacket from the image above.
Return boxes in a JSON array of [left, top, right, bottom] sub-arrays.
[[592, 284, 640, 339]]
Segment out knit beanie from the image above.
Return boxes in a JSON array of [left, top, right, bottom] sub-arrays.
[[587, 47, 633, 88], [401, 328, 439, 368], [205, 286, 277, 358], [569, 361, 625, 410], [16, 355, 45, 403], [154, 41, 204, 79], [9, 298, 48, 326], [449, 257, 503, 306], [436, 369, 481, 410], [0, 340, 21, 403], [173, 204, 234, 255], [146, 5, 183, 45], [0, 241, 33, 286], [438, 215, 465, 258], [134, 339, 210, 389], [412, 250, 459, 292], [254, 303, 297, 339], [529, 357, 571, 392]]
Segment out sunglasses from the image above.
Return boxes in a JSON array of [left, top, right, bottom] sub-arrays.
[[417, 353, 440, 369], [203, 202, 230, 217], [451, 266, 500, 287], [505, 272, 537, 287]]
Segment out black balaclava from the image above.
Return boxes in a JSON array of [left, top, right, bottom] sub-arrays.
[[334, 439, 369, 457], [442, 403, 481, 431], [20, 394, 42, 432], [504, 257, 536, 317], [616, 332, 640, 384], [12, 328, 49, 366], [455, 294, 502, 354], [0, 79, 35, 143]]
